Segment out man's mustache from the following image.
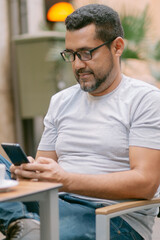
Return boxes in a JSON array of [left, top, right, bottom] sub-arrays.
[[76, 69, 93, 75]]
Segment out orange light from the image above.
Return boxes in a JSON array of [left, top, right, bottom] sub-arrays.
[[47, 2, 74, 22]]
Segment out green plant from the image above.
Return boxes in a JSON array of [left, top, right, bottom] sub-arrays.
[[121, 7, 149, 60], [120, 7, 160, 81]]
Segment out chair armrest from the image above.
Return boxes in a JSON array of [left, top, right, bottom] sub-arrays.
[[96, 198, 160, 216], [96, 198, 160, 240]]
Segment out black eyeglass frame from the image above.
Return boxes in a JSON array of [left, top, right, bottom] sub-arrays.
[[60, 38, 116, 62]]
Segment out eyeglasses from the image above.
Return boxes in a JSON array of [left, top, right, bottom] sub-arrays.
[[60, 39, 115, 62]]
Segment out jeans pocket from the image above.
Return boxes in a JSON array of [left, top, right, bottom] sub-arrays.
[[130, 231, 137, 240], [110, 216, 124, 239], [110, 217, 143, 240], [130, 230, 144, 240]]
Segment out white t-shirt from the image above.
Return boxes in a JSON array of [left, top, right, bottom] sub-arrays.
[[38, 75, 160, 239]]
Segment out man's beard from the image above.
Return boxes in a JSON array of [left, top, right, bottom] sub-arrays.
[[75, 57, 114, 93]]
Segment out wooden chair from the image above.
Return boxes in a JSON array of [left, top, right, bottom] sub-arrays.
[[96, 198, 160, 240]]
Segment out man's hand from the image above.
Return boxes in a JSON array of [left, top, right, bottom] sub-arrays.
[[10, 157, 35, 180], [11, 157, 69, 185]]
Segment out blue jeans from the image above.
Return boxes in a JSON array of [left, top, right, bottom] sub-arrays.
[[0, 155, 143, 239]]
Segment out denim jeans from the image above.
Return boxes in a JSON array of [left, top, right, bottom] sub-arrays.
[[0, 155, 143, 239]]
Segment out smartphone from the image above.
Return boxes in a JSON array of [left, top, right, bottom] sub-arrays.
[[1, 143, 29, 166]]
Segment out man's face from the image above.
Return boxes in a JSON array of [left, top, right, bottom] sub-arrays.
[[65, 24, 118, 96]]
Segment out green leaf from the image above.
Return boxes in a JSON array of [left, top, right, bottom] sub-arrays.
[[122, 47, 140, 59], [121, 7, 149, 44]]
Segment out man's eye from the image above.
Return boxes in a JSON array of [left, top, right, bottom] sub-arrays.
[[81, 51, 90, 55], [65, 51, 73, 55], [65, 51, 73, 57]]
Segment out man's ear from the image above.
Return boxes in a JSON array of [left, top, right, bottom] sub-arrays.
[[112, 37, 124, 56]]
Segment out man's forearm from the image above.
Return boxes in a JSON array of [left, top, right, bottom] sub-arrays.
[[62, 170, 158, 200]]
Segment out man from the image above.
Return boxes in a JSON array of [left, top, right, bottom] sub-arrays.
[[1, 3, 160, 240]]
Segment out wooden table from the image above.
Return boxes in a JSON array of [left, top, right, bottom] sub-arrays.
[[0, 181, 62, 240]]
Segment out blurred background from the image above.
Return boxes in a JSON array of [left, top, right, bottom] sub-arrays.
[[0, 0, 160, 159]]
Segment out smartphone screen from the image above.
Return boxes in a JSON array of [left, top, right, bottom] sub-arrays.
[[1, 143, 29, 166]]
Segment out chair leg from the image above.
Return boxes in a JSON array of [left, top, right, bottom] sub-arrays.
[[96, 215, 110, 240]]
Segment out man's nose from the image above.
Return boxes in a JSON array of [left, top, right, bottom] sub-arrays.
[[72, 54, 86, 70]]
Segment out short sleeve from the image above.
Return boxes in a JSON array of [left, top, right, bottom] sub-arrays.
[[129, 90, 160, 149]]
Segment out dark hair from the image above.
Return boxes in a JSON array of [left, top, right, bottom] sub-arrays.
[[65, 4, 124, 43]]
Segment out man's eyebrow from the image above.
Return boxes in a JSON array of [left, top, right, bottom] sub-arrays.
[[65, 48, 74, 52], [65, 47, 91, 52]]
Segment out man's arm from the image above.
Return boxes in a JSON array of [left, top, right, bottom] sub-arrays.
[[64, 146, 160, 200], [35, 150, 58, 162], [14, 146, 160, 200]]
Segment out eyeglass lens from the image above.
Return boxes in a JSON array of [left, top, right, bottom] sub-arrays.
[[62, 50, 92, 62]]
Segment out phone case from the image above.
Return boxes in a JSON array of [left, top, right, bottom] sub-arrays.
[[1, 143, 29, 166]]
